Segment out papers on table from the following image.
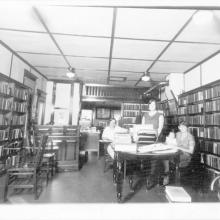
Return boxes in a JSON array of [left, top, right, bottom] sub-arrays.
[[137, 143, 177, 154], [165, 186, 192, 203], [114, 143, 178, 154], [114, 143, 137, 153]]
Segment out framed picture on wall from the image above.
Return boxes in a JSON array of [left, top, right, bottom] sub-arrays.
[[96, 108, 111, 119]]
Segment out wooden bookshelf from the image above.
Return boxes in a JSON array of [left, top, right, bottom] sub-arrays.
[[121, 102, 148, 129], [0, 73, 29, 174], [159, 100, 179, 138], [178, 79, 220, 174]]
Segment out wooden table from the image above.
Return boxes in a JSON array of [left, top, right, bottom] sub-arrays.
[[114, 149, 180, 202]]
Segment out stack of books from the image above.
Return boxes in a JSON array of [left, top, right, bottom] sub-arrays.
[[165, 186, 191, 203]]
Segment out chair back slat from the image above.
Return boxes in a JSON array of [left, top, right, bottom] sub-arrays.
[[33, 135, 48, 169]]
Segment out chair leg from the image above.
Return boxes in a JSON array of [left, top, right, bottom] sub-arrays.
[[33, 171, 38, 200], [3, 172, 9, 202]]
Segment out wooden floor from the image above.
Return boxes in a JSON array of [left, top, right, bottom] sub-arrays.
[[0, 153, 218, 204]]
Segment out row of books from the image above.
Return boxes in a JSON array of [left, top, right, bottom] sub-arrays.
[[178, 106, 187, 115], [164, 117, 178, 125], [205, 99, 220, 112], [10, 129, 23, 140], [0, 81, 10, 95], [13, 102, 27, 113], [5, 154, 20, 168], [178, 96, 187, 106], [188, 126, 204, 138], [0, 145, 3, 157], [122, 117, 136, 124], [205, 113, 220, 125], [0, 97, 12, 111], [204, 127, 220, 139], [188, 103, 203, 114], [11, 87, 28, 101], [204, 85, 220, 100], [199, 140, 220, 155], [188, 115, 204, 125], [0, 129, 9, 141], [123, 111, 140, 117], [12, 115, 26, 125], [201, 153, 220, 170], [187, 91, 203, 103], [141, 104, 149, 111], [0, 114, 10, 126], [123, 104, 141, 111]]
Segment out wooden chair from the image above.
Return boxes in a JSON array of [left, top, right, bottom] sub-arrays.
[[3, 135, 48, 202]]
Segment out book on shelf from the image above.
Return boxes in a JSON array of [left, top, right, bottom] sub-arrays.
[[201, 153, 220, 170], [199, 140, 220, 156], [188, 103, 203, 114], [204, 127, 220, 139], [205, 113, 220, 125], [205, 99, 220, 112], [204, 85, 220, 100], [188, 126, 204, 138], [187, 91, 203, 103], [188, 115, 204, 125], [0, 81, 11, 96], [178, 106, 187, 115], [0, 129, 9, 141], [13, 102, 27, 113], [123, 103, 140, 111], [0, 97, 12, 111]]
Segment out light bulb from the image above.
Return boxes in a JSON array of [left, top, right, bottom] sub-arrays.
[[66, 71, 75, 78], [141, 75, 150, 81]]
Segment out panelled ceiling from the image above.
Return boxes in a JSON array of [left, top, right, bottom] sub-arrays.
[[0, 2, 220, 88]]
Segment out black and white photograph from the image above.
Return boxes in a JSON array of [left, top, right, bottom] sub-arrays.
[[0, 0, 220, 219]]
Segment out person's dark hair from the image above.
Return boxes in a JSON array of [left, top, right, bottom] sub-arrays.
[[178, 120, 187, 126], [148, 99, 158, 110], [109, 118, 116, 124]]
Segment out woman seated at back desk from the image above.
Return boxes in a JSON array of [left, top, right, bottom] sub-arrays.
[[102, 118, 128, 159], [162, 121, 195, 185]]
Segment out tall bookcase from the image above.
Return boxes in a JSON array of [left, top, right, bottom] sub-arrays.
[[0, 73, 29, 174], [178, 79, 220, 180], [121, 102, 148, 129]]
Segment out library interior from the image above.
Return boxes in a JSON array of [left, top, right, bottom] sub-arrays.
[[1, 1, 220, 208]]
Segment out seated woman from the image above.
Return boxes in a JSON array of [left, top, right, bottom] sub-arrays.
[[176, 121, 195, 168], [102, 118, 128, 159], [162, 122, 195, 185]]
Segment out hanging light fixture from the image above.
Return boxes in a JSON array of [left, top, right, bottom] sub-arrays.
[[141, 71, 150, 81], [66, 67, 76, 78]]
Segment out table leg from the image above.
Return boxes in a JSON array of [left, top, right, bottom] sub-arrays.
[[175, 163, 180, 185], [116, 160, 124, 203]]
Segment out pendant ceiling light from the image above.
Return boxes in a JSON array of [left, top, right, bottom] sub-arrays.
[[66, 67, 76, 78], [141, 71, 150, 81]]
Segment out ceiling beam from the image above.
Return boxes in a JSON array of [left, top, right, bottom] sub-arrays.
[[34, 65, 171, 74], [33, 7, 71, 69], [135, 10, 198, 86], [0, 40, 47, 80], [184, 49, 220, 74], [1, 27, 220, 46], [107, 8, 117, 84], [53, 4, 220, 10], [16, 50, 197, 64]]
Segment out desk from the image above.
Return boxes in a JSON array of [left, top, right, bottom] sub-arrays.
[[114, 149, 180, 202], [80, 132, 100, 158]]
